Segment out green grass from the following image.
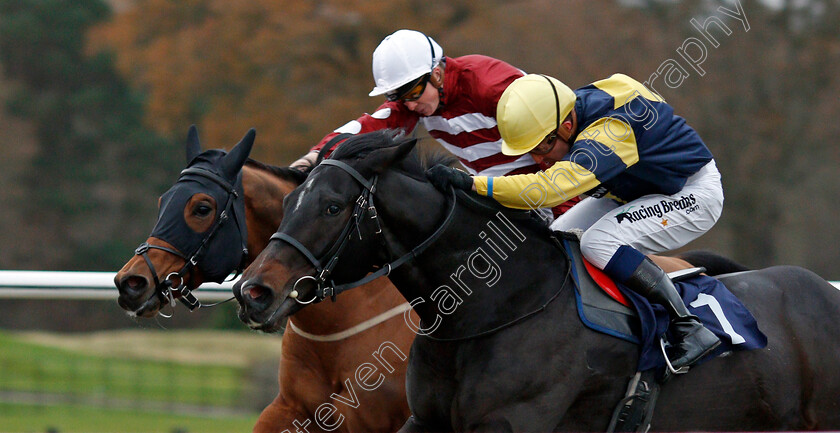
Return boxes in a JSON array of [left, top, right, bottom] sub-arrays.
[[0, 332, 243, 407], [0, 330, 281, 432], [0, 402, 256, 433]]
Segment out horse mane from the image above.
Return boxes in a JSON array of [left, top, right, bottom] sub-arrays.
[[330, 129, 460, 176], [244, 159, 308, 185], [329, 130, 549, 235], [415, 144, 461, 171], [330, 130, 404, 160]]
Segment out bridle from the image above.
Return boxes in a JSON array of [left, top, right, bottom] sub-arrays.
[[134, 166, 248, 312], [269, 159, 457, 305], [269, 157, 573, 342]]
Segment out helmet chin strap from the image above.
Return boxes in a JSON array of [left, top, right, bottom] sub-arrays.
[[541, 74, 561, 135]]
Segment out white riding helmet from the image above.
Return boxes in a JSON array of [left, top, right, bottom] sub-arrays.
[[369, 29, 444, 97]]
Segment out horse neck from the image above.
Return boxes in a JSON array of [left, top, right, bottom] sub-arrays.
[[241, 165, 296, 262], [378, 173, 567, 336]]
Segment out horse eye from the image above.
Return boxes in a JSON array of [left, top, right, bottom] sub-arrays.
[[195, 205, 212, 217], [326, 204, 341, 215]]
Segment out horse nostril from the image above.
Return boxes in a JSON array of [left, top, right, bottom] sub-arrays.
[[246, 284, 268, 300], [119, 275, 149, 296], [237, 279, 276, 314]]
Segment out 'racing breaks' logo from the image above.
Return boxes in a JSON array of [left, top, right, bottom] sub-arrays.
[[615, 208, 639, 224], [614, 194, 698, 224]]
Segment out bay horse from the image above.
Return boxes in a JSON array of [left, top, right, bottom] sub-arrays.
[[234, 130, 840, 432], [114, 127, 414, 432]]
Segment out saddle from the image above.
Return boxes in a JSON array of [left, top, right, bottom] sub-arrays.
[[558, 231, 704, 345], [553, 231, 767, 432]]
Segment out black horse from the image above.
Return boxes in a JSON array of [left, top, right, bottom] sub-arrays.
[[234, 131, 840, 432]]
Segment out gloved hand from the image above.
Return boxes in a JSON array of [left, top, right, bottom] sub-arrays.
[[425, 164, 474, 192]]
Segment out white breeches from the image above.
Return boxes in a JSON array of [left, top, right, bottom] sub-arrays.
[[549, 160, 724, 269]]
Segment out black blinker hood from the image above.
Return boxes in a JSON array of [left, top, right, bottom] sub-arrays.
[[149, 150, 248, 284]]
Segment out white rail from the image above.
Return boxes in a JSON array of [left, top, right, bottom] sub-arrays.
[[0, 270, 837, 301], [0, 270, 234, 301]]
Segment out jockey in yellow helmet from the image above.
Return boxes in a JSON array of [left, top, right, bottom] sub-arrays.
[[426, 73, 724, 371]]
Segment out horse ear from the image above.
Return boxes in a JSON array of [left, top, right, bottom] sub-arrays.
[[186, 125, 201, 163], [366, 137, 418, 174], [221, 128, 256, 180]]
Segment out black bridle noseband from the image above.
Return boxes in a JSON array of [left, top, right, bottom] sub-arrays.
[[134, 166, 247, 312], [269, 159, 457, 305]]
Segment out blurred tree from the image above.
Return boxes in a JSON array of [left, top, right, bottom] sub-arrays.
[[0, 0, 179, 270], [654, 0, 840, 270], [89, 0, 486, 163]]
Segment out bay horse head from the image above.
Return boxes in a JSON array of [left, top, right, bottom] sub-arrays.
[[116, 127, 417, 432], [115, 126, 258, 317]]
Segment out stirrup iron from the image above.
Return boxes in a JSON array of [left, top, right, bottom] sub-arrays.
[[659, 337, 690, 375]]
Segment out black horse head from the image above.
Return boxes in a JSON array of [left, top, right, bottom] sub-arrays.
[[232, 130, 417, 329], [234, 129, 558, 335], [116, 125, 254, 316]]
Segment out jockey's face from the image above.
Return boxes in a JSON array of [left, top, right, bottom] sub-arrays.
[[403, 68, 442, 116], [529, 133, 571, 166], [530, 111, 577, 166]]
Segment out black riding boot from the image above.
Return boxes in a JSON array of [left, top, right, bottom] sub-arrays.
[[625, 258, 721, 371]]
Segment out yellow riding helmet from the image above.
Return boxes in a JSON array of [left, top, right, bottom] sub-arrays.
[[498, 74, 576, 156]]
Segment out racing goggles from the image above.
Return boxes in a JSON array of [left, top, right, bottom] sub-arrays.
[[386, 74, 430, 102]]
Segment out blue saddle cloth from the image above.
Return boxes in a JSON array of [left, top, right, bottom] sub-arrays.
[[623, 275, 768, 371], [562, 237, 767, 371]]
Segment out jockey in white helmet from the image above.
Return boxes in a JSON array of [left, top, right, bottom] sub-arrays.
[[291, 29, 580, 216]]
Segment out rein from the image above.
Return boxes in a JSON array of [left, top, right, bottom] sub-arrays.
[[134, 166, 247, 313], [288, 302, 412, 342], [270, 159, 458, 304]]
